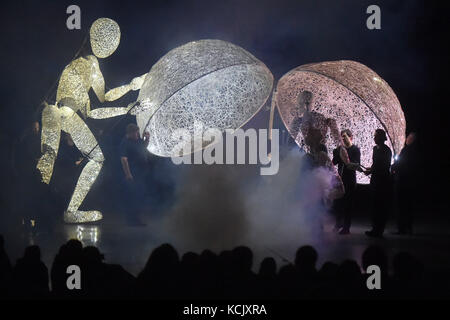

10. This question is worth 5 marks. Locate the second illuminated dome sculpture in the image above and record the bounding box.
[274,60,406,183]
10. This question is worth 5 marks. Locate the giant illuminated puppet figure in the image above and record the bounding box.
[37,18,145,223]
[38,21,273,223]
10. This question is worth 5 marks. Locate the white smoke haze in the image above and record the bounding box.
[154,145,337,260]
[162,161,250,252]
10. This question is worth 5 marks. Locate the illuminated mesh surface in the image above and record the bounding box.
[89,18,121,58]
[135,39,274,157]
[276,60,406,183]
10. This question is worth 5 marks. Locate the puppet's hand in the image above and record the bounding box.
[130,75,145,91]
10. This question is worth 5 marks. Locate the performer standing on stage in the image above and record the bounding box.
[392,132,419,235]
[120,124,150,226]
[332,129,361,235]
[364,129,393,238]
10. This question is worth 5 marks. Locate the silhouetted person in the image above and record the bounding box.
[0,235,12,298]
[197,249,220,298]
[277,264,297,299]
[120,123,150,226]
[294,245,319,298]
[314,261,339,298]
[392,132,419,235]
[81,246,135,299]
[256,257,277,299]
[362,245,391,298]
[332,129,361,234]
[180,252,200,298]
[217,250,233,298]
[80,246,108,298]
[336,259,364,298]
[0,238,441,299]
[136,243,179,299]
[303,129,345,233]
[12,245,49,298]
[227,246,257,299]
[259,257,277,277]
[364,129,393,238]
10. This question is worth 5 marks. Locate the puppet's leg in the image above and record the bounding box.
[60,106,104,223]
[37,103,61,184]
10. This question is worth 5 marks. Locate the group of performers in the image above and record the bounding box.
[296,94,418,238]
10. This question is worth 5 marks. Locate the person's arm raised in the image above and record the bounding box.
[121,157,133,181]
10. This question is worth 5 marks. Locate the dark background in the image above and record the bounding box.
[0,0,448,223]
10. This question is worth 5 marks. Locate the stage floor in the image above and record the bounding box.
[2,213,450,278]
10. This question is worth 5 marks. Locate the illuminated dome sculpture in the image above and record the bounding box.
[275,60,406,183]
[133,39,274,157]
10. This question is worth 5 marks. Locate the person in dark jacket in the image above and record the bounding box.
[364,129,393,238]
[12,245,49,298]
[119,123,150,225]
[332,129,361,234]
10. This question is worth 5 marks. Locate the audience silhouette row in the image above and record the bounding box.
[0,234,444,299]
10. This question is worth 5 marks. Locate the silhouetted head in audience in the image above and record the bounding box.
[144,243,179,272]
[319,261,339,279]
[181,252,199,265]
[362,245,388,273]
[393,251,423,281]
[218,250,233,275]
[83,246,104,264]
[337,259,361,281]
[23,246,41,262]
[64,239,83,255]
[258,257,277,277]
[218,250,232,264]
[231,246,253,274]
[56,239,83,264]
[295,245,318,273]
[200,250,218,269]
[278,264,296,286]
[200,250,217,261]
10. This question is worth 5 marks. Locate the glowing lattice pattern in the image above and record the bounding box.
[134,39,274,157]
[275,60,406,184]
[89,18,121,58]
